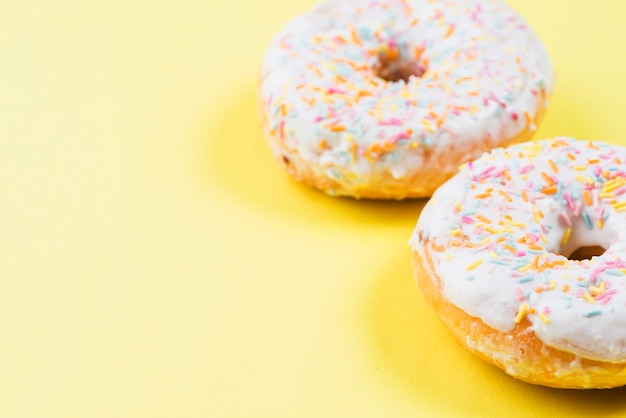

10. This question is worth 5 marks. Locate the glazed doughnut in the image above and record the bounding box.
[410,138,626,388]
[259,0,554,199]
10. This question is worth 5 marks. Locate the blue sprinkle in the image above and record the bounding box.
[584,310,602,318]
[357,27,373,41]
[518,276,534,283]
[583,211,593,229]
[605,269,624,276]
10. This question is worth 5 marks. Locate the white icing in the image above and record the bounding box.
[411,138,626,362]
[259,0,554,197]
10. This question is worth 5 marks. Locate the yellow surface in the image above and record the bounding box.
[3,0,626,416]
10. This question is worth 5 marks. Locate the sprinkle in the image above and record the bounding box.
[548,159,559,173]
[583,293,596,304]
[583,211,593,229]
[498,189,512,202]
[449,228,463,237]
[538,313,550,324]
[541,172,555,186]
[561,228,572,245]
[583,189,592,206]
[514,303,529,324]
[584,310,602,318]
[521,189,529,202]
[466,259,483,271]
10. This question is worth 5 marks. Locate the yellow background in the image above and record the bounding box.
[3,0,626,416]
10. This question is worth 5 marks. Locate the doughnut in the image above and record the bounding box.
[259,0,554,199]
[410,138,626,389]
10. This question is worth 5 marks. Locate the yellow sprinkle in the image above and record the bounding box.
[574,165,587,171]
[445,253,452,261]
[612,201,626,210]
[561,228,572,245]
[410,142,419,149]
[583,293,596,304]
[466,259,483,271]
[484,226,500,234]
[518,264,532,273]
[603,179,626,193]
[598,219,604,229]
[589,285,603,296]
[539,313,550,324]
[490,251,498,259]
[449,228,462,237]
[421,119,435,133]
[549,280,556,290]
[514,303,529,324]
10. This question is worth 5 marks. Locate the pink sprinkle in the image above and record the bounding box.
[278,120,285,139]
[515,251,526,257]
[574,201,582,217]
[461,216,475,224]
[543,306,550,314]
[559,211,572,226]
[600,296,614,305]
[391,132,411,142]
[378,117,403,126]
[594,165,602,177]
[564,192,575,210]
[615,186,626,196]
[327,87,347,94]
[596,289,617,302]
[514,287,524,301]
[520,164,534,174]
[511,112,519,121]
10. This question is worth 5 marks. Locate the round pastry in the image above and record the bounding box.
[410,138,626,388]
[259,0,554,199]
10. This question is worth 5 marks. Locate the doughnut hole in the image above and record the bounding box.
[373,45,426,83]
[567,245,607,261]
[553,213,612,261]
